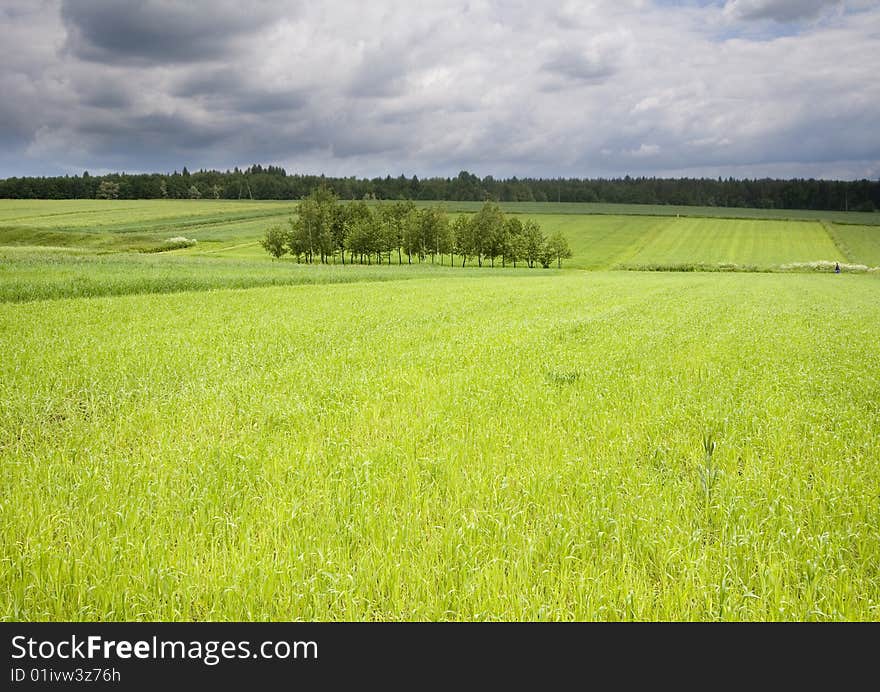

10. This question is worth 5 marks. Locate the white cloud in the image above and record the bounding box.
[627,144,661,158]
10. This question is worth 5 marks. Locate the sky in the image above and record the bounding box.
[1,0,878,180]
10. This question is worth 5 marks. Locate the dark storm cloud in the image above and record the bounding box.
[238,91,309,113]
[57,109,331,174]
[0,80,39,143]
[82,90,131,109]
[173,71,308,114]
[60,0,285,64]
[593,101,880,177]
[0,1,878,179]
[78,81,133,109]
[753,112,880,164]
[330,133,408,158]
[75,112,233,155]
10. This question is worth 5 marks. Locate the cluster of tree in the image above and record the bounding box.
[261,187,573,268]
[1,167,878,213]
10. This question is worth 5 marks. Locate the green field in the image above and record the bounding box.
[0,200,296,255]
[416,201,880,225]
[2,200,879,621]
[3,272,878,620]
[0,247,487,303]
[0,199,296,229]
[1,201,878,305]
[828,224,880,266]
[620,218,846,270]
[519,214,671,269]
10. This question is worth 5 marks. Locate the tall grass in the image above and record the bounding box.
[0,248,525,303]
[2,272,878,620]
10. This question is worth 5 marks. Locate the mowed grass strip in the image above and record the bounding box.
[531,214,672,269]
[828,224,880,266]
[425,201,880,225]
[1,272,878,620]
[623,218,845,269]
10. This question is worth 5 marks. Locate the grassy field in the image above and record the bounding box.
[0,200,295,255]
[427,201,880,224]
[0,247,490,303]
[2,200,879,621]
[828,224,880,266]
[2,201,878,300]
[0,199,296,229]
[5,198,880,224]
[2,271,878,620]
[521,214,671,269]
[620,218,846,270]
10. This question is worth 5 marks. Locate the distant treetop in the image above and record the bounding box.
[0,168,877,212]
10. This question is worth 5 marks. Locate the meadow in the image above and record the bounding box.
[0,247,479,303]
[620,218,845,270]
[1,200,879,621]
[1,200,878,303]
[827,223,880,267]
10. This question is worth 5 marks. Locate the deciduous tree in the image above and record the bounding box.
[95,180,120,200]
[547,231,573,268]
[261,225,287,258]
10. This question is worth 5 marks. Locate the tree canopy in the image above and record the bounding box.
[263,187,571,268]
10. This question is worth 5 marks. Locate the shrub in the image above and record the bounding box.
[142,237,197,253]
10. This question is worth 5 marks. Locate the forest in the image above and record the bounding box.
[1,166,878,212]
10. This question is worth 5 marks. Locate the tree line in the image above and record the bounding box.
[261,187,573,268]
[1,166,878,212]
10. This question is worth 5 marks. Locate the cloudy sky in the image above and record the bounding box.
[1,0,878,180]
